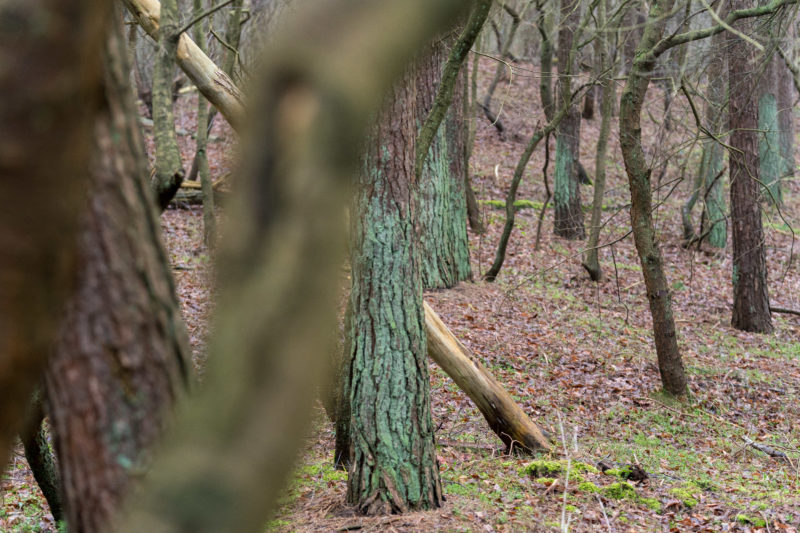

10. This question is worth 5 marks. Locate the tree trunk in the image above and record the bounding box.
[582,0,614,280]
[21,396,62,523]
[618,0,688,397]
[727,0,772,333]
[44,13,191,532]
[0,0,107,472]
[758,52,782,206]
[418,41,472,289]
[553,0,585,240]
[193,0,217,249]
[346,69,442,515]
[537,0,556,122]
[700,31,727,249]
[151,0,185,210]
[776,31,795,185]
[424,303,551,452]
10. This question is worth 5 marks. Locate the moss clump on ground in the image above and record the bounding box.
[603,482,638,500]
[669,485,701,508]
[523,459,598,478]
[577,482,600,493]
[736,514,767,527]
[535,477,556,485]
[639,497,662,512]
[481,199,544,210]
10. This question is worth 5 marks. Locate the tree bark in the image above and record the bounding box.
[194,0,217,248]
[418,40,472,289]
[618,0,688,397]
[424,303,551,452]
[44,12,191,532]
[537,0,556,122]
[727,0,772,333]
[701,32,727,249]
[0,0,107,472]
[758,52,782,206]
[21,396,62,523]
[346,69,442,515]
[151,0,185,210]
[553,0,586,240]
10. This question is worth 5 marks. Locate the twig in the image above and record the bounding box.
[176,0,236,37]
[770,306,800,317]
[743,437,791,464]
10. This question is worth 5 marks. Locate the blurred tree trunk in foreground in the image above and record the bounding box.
[116,2,470,531]
[44,11,191,532]
[0,0,108,474]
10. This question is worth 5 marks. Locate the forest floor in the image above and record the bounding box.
[3,56,800,532]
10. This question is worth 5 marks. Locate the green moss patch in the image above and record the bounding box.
[736,514,767,527]
[603,482,638,500]
[577,482,600,493]
[523,459,598,478]
[669,485,701,508]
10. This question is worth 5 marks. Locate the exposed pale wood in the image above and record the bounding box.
[121,0,245,130]
[424,302,552,453]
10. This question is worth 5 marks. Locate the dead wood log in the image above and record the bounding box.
[424,302,552,453]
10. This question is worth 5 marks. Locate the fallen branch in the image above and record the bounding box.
[770,306,800,317]
[424,302,552,453]
[744,437,791,464]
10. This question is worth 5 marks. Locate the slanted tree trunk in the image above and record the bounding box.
[418,41,472,289]
[553,0,585,239]
[151,0,185,210]
[122,0,246,130]
[424,303,551,452]
[619,0,688,397]
[44,13,191,532]
[346,69,442,515]
[727,0,772,333]
[582,0,614,280]
[0,0,107,472]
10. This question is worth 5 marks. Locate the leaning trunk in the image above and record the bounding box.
[618,0,688,397]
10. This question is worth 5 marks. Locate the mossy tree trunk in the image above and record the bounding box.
[776,32,795,186]
[553,0,585,239]
[727,0,773,333]
[44,13,191,532]
[700,32,727,249]
[758,53,782,206]
[0,0,108,472]
[151,0,185,210]
[618,0,688,397]
[346,70,442,515]
[418,40,472,289]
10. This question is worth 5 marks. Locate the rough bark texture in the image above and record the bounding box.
[418,41,472,289]
[0,0,107,472]
[553,0,585,240]
[151,0,185,210]
[727,0,773,333]
[44,14,191,532]
[424,303,551,452]
[21,397,62,523]
[346,70,442,515]
[618,0,688,396]
[117,3,469,531]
